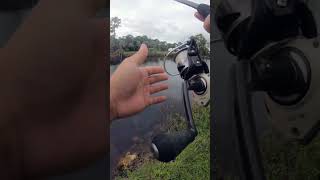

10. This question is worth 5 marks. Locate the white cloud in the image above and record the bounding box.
[110,0,210,43]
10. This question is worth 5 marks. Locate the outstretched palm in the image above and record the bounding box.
[110,44,169,119]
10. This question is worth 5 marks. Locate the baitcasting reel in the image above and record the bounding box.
[214,0,319,179]
[151,38,210,162]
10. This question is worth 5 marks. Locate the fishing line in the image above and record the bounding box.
[163,43,189,76]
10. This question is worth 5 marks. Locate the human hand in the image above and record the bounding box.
[195,12,210,33]
[110,44,169,120]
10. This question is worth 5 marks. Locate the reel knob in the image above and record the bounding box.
[151,130,196,162]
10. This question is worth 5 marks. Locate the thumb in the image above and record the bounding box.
[129,44,149,65]
[194,12,205,22]
[204,15,210,33]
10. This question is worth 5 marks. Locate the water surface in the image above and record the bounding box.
[110,57,210,172]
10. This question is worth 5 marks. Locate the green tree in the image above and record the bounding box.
[111,34,185,56]
[190,34,209,56]
[110,17,121,38]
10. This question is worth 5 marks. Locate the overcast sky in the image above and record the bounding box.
[110,0,210,43]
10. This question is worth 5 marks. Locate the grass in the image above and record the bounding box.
[214,129,320,180]
[214,127,320,180]
[115,105,210,180]
[260,131,320,180]
[114,103,320,180]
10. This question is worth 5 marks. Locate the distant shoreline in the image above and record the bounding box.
[123,51,167,57]
[110,50,169,65]
[110,50,210,65]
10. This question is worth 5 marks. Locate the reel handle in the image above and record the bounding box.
[197,4,210,18]
[151,129,196,162]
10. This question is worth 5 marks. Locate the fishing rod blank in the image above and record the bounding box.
[174,0,210,18]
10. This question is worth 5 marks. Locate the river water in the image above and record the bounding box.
[110,57,210,173]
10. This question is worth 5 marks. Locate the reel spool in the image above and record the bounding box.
[256,37,320,144]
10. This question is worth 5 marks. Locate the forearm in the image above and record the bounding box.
[0,51,107,178]
[21,77,107,178]
[0,0,108,178]
[1,0,105,116]
[0,120,23,180]
[0,51,23,180]
[22,116,107,178]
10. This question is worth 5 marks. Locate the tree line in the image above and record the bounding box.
[111,17,209,57]
[111,35,179,52]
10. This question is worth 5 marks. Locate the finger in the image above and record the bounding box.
[148,74,169,84]
[148,96,167,105]
[204,15,210,33]
[128,44,149,65]
[195,12,205,22]
[149,84,169,94]
[143,66,165,75]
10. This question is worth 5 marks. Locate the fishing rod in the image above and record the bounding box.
[174,0,210,18]
[149,0,211,163]
[214,0,319,179]
[151,38,210,162]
